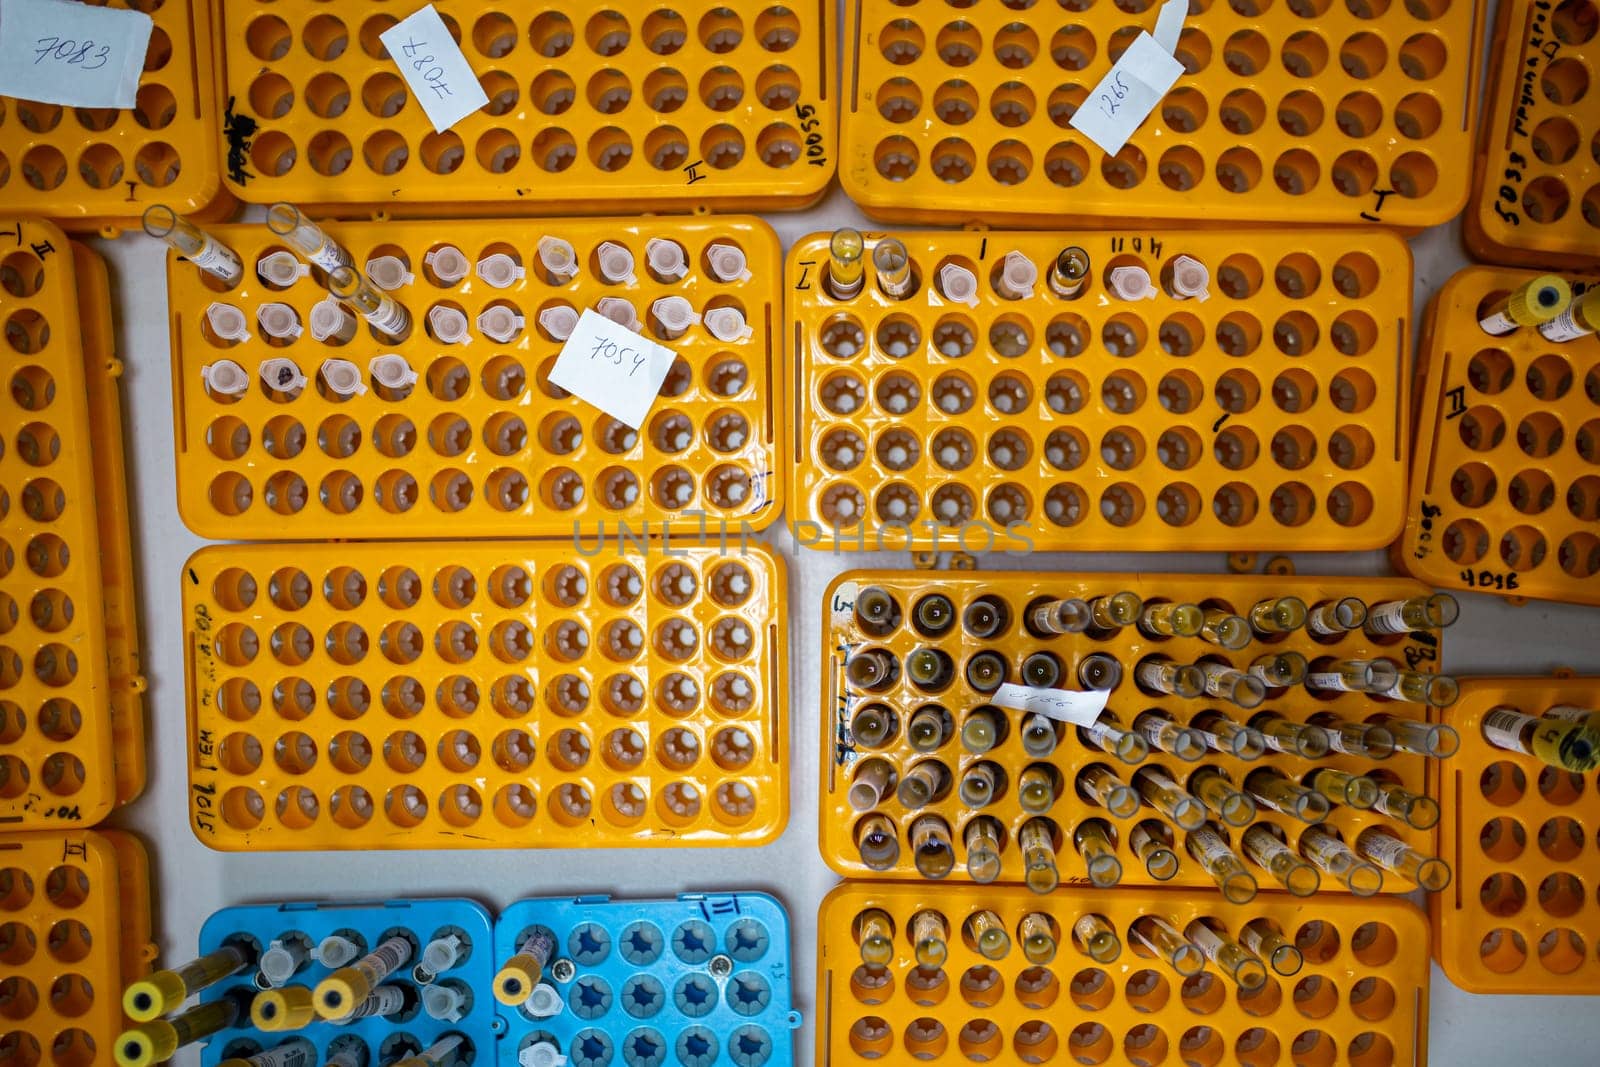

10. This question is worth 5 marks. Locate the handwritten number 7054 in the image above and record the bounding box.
[33,37,110,70]
[1098,71,1129,117]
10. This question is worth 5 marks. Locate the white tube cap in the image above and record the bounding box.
[314,934,360,968]
[428,305,472,345]
[523,983,564,1019]
[518,1043,566,1067]
[651,296,700,334]
[645,238,688,280]
[308,299,356,342]
[369,354,418,391]
[938,264,980,307]
[420,983,466,1022]
[478,253,526,289]
[478,306,526,343]
[1000,251,1038,299]
[257,302,303,340]
[424,245,470,284]
[538,305,579,341]
[596,241,636,284]
[257,251,309,288]
[258,357,306,394]
[365,255,414,290]
[1169,255,1211,301]
[595,297,640,332]
[205,302,251,341]
[1109,265,1158,300]
[705,242,751,283]
[538,236,580,281]
[258,940,304,987]
[319,358,367,398]
[200,359,250,398]
[703,306,753,342]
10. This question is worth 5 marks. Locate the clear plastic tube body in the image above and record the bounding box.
[124,943,253,1020]
[266,203,355,273]
[1088,591,1142,632]
[1020,651,1062,689]
[1132,767,1206,830]
[964,910,1012,960]
[328,265,412,338]
[847,757,896,811]
[1048,246,1090,298]
[1028,597,1091,635]
[1250,712,1331,759]
[827,230,865,296]
[910,909,948,967]
[1369,777,1440,829]
[872,238,916,298]
[906,648,954,691]
[1189,766,1257,826]
[1078,715,1149,764]
[913,594,956,636]
[854,908,895,964]
[1308,713,1395,759]
[844,648,897,691]
[1370,714,1460,758]
[1129,819,1180,881]
[1364,593,1460,635]
[907,706,950,752]
[1073,819,1123,887]
[964,816,1004,883]
[1355,827,1452,891]
[1138,601,1203,638]
[1018,764,1059,814]
[1378,670,1460,707]
[1248,651,1307,689]
[1019,913,1057,964]
[1239,919,1303,976]
[115,991,249,1067]
[1185,920,1268,989]
[855,813,900,870]
[1245,767,1330,823]
[1190,711,1267,760]
[1078,764,1140,818]
[1198,663,1266,708]
[1241,824,1320,896]
[962,596,1009,637]
[1199,610,1251,650]
[1130,917,1203,977]
[1306,767,1379,809]
[1185,824,1258,903]
[1135,656,1206,698]
[853,587,900,635]
[1248,596,1307,635]
[1018,819,1060,893]
[1482,706,1600,771]
[910,814,955,879]
[1299,825,1383,895]
[1133,710,1207,761]
[961,708,1004,754]
[1077,653,1122,691]
[964,652,1006,693]
[1306,597,1367,637]
[1305,657,1398,694]
[1072,914,1121,963]
[142,205,243,284]
[850,704,896,749]
[1020,713,1060,757]
[896,759,951,809]
[957,761,1002,808]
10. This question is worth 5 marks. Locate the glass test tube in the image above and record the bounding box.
[1245,767,1330,823]
[1079,713,1150,764]
[1250,712,1331,759]
[1018,764,1059,815]
[1482,705,1600,771]
[1018,819,1060,893]
[961,708,1005,754]
[328,265,412,339]
[1306,596,1367,637]
[219,1036,317,1067]
[1356,827,1451,891]
[266,203,354,273]
[1134,711,1208,762]
[957,761,1002,808]
[1186,824,1258,903]
[850,703,896,749]
[1240,919,1303,977]
[855,813,901,870]
[910,814,955,879]
[1370,714,1460,757]
[1249,651,1308,688]
[1189,767,1257,826]
[1135,656,1206,698]
[963,910,1011,960]
[1078,653,1122,691]
[1130,819,1180,881]
[1087,591,1143,633]
[124,942,255,1021]
[1541,285,1600,341]
[913,594,956,636]
[848,757,896,811]
[827,228,865,298]
[1190,710,1267,760]
[1019,913,1057,964]
[854,587,900,635]
[1073,819,1124,887]
[1248,596,1307,635]
[1241,824,1320,897]
[1078,764,1141,818]
[1130,917,1204,977]
[1021,651,1062,688]
[964,652,1007,693]
[965,816,1004,883]
[907,705,950,752]
[1377,670,1460,707]
[493,929,555,1005]
[1133,766,1206,830]
[316,936,412,1020]
[1027,596,1091,635]
[854,908,894,965]
[1138,601,1204,639]
[1020,713,1060,757]
[1306,767,1379,809]
[1308,712,1395,759]
[844,648,897,691]
[872,238,916,299]
[1478,274,1571,335]
[1199,609,1252,650]
[143,205,242,284]
[115,990,251,1067]
[896,759,950,809]
[1185,920,1268,990]
[1364,593,1459,635]
[1299,825,1383,895]
[1072,914,1121,963]
[1369,776,1440,829]
[907,648,955,691]
[910,909,948,967]
[963,596,1010,638]
[1048,246,1090,298]
[1199,663,1266,709]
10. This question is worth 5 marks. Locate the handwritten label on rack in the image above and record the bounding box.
[1069,31,1184,155]
[992,683,1110,725]
[0,0,152,108]
[548,308,677,430]
[379,4,488,133]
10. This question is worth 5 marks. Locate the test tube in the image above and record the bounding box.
[424,245,471,286]
[849,703,897,750]
[1133,710,1208,762]
[389,1035,463,1067]
[1018,818,1060,893]
[1482,705,1600,771]
[115,989,252,1067]
[522,984,563,1020]
[849,587,898,635]
[538,304,579,341]
[1199,609,1252,650]
[964,910,1012,960]
[1019,913,1057,964]
[1020,713,1060,757]
[1130,819,1180,881]
[315,935,412,1020]
[645,237,689,282]
[1078,713,1150,765]
[1364,593,1459,636]
[478,306,525,343]
[908,648,956,691]
[250,985,315,1031]
[1241,824,1320,897]
[1133,766,1206,831]
[1308,712,1396,759]
[1048,246,1090,298]
[258,936,311,988]
[963,594,1010,637]
[1239,918,1303,977]
[1072,914,1121,963]
[913,593,956,637]
[847,757,896,812]
[907,705,951,753]
[257,302,303,342]
[1185,920,1266,990]
[595,241,636,284]
[910,909,948,967]
[965,652,1007,694]
[1249,651,1308,689]
[314,934,361,969]
[367,354,417,401]
[705,241,751,282]
[477,252,525,289]
[960,708,1005,754]
[1376,669,1460,707]
[1077,764,1141,818]
[335,982,413,1022]
[1163,254,1211,301]
[329,265,412,340]
[1367,714,1460,758]
[910,814,955,879]
[267,203,354,273]
[1304,657,1399,695]
[1130,917,1203,977]
[1018,650,1062,689]
[1540,285,1600,341]
[143,205,243,284]
[1189,767,1257,827]
[650,296,700,340]
[1248,595,1307,635]
[1087,590,1143,634]
[827,228,866,298]
[1198,663,1266,709]
[1478,273,1572,335]
[855,813,901,870]
[854,908,895,965]
[958,761,1004,809]
[995,250,1037,300]
[520,1042,564,1067]
[1190,710,1267,760]
[319,358,366,400]
[1356,827,1451,891]
[964,815,1004,883]
[1108,264,1157,300]
[1306,597,1368,638]
[1074,819,1124,887]
[308,299,358,344]
[494,929,555,1005]
[1135,656,1205,698]
[1249,712,1331,759]
[1299,825,1383,895]
[1018,764,1060,815]
[1027,596,1092,636]
[1244,767,1330,824]
[895,759,950,809]
[427,304,472,345]
[1186,824,1258,904]
[201,359,251,401]
[1306,767,1379,809]
[937,262,979,307]
[872,237,916,299]
[365,255,413,290]
[536,236,580,284]
[124,942,256,1020]
[205,302,251,344]
[844,648,897,691]
[703,306,751,341]
[1137,601,1204,639]
[1078,652,1122,691]
[259,250,310,289]
[1368,775,1440,829]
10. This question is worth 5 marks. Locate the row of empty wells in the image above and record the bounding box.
[0,860,102,1050]
[869,133,1448,197]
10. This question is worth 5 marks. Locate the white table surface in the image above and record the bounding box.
[88,83,1600,1067]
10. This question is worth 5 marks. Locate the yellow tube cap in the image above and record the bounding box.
[313,970,363,1020]
[122,971,187,1023]
[1508,274,1573,325]
[492,960,539,1006]
[114,1023,175,1067]
[252,984,317,1031]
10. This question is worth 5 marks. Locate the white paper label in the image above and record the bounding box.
[1478,310,1518,335]
[1069,32,1184,155]
[1152,0,1187,53]
[548,308,676,430]
[380,4,489,133]
[1363,602,1413,635]
[992,683,1109,725]
[0,0,152,108]
[1307,671,1355,692]
[829,581,859,626]
[1539,307,1591,342]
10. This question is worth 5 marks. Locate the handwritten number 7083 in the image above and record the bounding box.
[33,37,110,70]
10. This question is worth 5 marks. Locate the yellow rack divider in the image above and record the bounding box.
[1430,676,1600,994]
[1,220,134,828]
[1398,266,1600,605]
[0,0,228,233]
[819,571,1445,890]
[0,830,155,1066]
[183,542,788,850]
[817,882,1429,1067]
[167,216,783,541]
[840,0,1484,227]
[786,229,1411,552]
[215,1,834,215]
[1465,0,1600,269]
